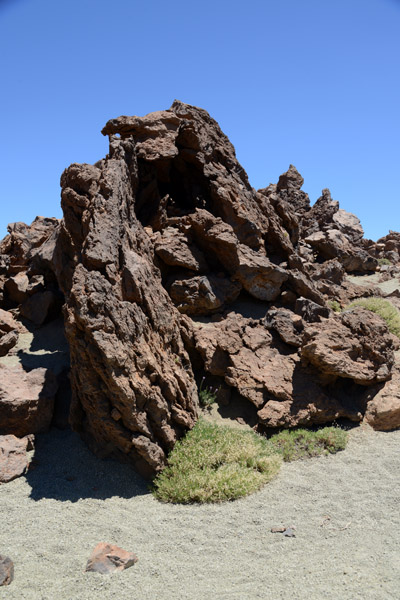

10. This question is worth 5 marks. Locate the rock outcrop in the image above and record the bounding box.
[0,100,399,480]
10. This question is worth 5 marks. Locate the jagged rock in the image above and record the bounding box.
[295,297,331,323]
[0,308,19,332]
[301,308,395,385]
[363,366,400,431]
[85,543,138,574]
[0,365,58,437]
[192,313,362,427]
[264,308,303,346]
[0,217,59,274]
[154,226,208,272]
[0,555,14,585]
[0,330,18,357]
[169,274,241,315]
[20,290,60,325]
[4,272,29,304]
[332,208,364,244]
[2,100,399,472]
[0,434,31,483]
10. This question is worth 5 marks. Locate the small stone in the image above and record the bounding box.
[85,543,138,574]
[283,527,296,537]
[0,555,14,585]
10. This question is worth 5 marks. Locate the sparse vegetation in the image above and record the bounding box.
[328,299,341,312]
[152,420,348,504]
[152,419,282,503]
[268,426,348,462]
[198,378,219,407]
[347,297,400,338]
[377,258,392,266]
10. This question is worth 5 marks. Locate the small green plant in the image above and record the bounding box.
[198,377,219,407]
[268,426,348,462]
[152,419,282,503]
[377,258,392,266]
[347,297,400,338]
[328,299,341,312]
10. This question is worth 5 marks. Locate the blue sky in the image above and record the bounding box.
[0,0,399,241]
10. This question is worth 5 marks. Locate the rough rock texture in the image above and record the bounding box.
[85,543,138,574]
[0,555,14,586]
[363,366,400,431]
[0,435,31,484]
[0,365,58,437]
[301,308,395,385]
[1,100,399,478]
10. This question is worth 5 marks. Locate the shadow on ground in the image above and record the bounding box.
[26,427,149,502]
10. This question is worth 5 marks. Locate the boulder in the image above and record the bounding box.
[264,308,303,346]
[0,435,31,483]
[0,365,58,437]
[363,366,400,431]
[2,100,398,474]
[169,274,241,315]
[0,330,18,357]
[20,290,60,325]
[85,543,138,574]
[301,308,395,385]
[0,308,19,333]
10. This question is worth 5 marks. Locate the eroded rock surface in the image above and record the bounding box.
[1,100,399,479]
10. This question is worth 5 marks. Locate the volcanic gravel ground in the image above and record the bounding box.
[0,425,399,600]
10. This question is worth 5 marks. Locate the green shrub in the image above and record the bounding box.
[198,378,218,407]
[152,419,282,503]
[268,426,348,462]
[328,299,341,312]
[377,258,392,266]
[347,297,400,338]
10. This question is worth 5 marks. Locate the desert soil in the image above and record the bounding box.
[0,424,399,600]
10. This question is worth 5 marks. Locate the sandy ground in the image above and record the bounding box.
[1,424,399,600]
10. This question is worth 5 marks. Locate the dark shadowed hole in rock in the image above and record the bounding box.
[135,152,212,227]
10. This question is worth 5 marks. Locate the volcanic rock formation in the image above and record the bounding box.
[0,100,399,479]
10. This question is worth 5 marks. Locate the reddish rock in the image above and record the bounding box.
[4,272,29,304]
[2,100,398,473]
[301,308,395,385]
[0,330,18,357]
[0,555,14,585]
[0,435,30,483]
[0,308,19,333]
[85,543,138,574]
[20,290,59,325]
[0,365,58,437]
[169,274,241,315]
[363,366,400,431]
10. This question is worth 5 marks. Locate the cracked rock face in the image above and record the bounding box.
[1,101,399,481]
[52,101,400,475]
[6,99,390,477]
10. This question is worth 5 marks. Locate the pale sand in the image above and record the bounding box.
[0,424,399,600]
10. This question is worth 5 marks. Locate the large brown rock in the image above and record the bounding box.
[191,313,363,428]
[301,308,395,385]
[0,365,58,437]
[0,435,31,483]
[362,366,400,431]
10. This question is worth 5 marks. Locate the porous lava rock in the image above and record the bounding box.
[52,100,400,474]
[0,365,58,437]
[85,543,138,574]
[301,308,395,385]
[1,100,399,479]
[0,434,31,484]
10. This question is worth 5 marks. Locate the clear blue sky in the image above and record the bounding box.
[0,0,399,241]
